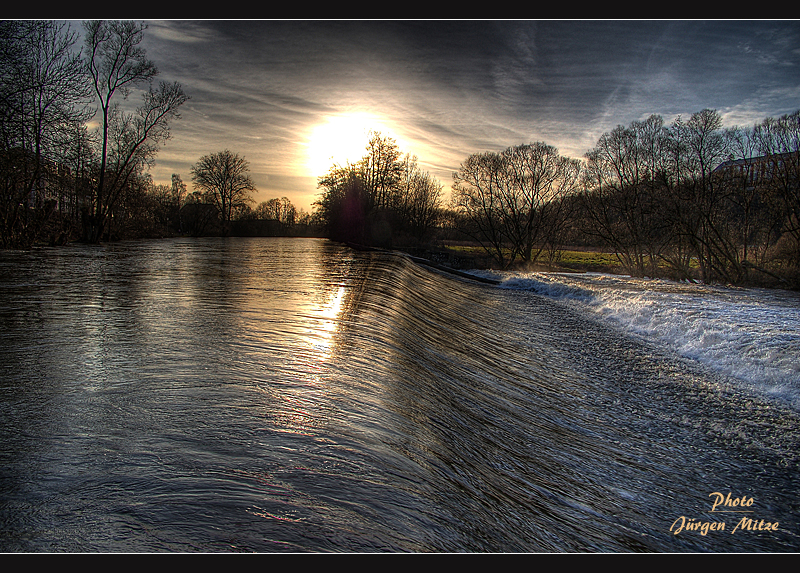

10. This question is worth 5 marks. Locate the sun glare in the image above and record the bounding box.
[306,113,390,177]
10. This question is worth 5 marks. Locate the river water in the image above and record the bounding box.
[0,237,797,552]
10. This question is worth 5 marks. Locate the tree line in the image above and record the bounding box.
[314,109,800,288]
[5,21,799,287]
[0,20,316,248]
[574,109,800,286]
[0,20,190,247]
[445,109,800,287]
[184,149,317,238]
[314,131,443,247]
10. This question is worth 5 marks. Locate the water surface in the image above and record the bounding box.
[0,237,797,552]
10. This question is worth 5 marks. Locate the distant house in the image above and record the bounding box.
[713,152,799,189]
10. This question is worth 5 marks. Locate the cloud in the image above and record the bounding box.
[138,20,800,211]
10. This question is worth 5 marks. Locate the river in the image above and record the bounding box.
[0,237,797,552]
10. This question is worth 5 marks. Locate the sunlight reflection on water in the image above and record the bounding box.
[0,238,798,552]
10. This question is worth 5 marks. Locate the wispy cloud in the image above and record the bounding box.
[129,20,800,211]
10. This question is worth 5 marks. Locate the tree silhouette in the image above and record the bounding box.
[83,20,188,243]
[0,21,93,247]
[190,149,256,235]
[315,131,443,246]
[452,142,580,268]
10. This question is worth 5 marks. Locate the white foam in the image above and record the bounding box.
[478,270,800,410]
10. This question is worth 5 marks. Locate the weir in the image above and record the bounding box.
[0,237,797,552]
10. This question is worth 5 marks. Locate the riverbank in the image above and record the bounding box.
[413,241,799,290]
[399,242,625,275]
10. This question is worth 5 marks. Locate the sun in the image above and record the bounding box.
[306,112,388,177]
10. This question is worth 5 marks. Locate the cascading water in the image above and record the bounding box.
[0,238,797,552]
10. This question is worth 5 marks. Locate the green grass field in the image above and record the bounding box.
[440,243,624,273]
[554,249,623,272]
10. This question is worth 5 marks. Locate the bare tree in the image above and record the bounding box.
[256,197,297,225]
[669,109,735,282]
[360,131,402,211]
[452,143,580,268]
[720,125,784,275]
[582,115,672,277]
[753,110,800,270]
[500,142,581,263]
[169,173,187,233]
[396,154,443,240]
[0,20,92,247]
[83,20,188,243]
[190,149,256,235]
[452,151,511,267]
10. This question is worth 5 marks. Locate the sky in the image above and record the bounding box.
[95,20,800,213]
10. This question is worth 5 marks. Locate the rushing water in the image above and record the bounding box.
[0,237,798,553]
[469,269,800,412]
